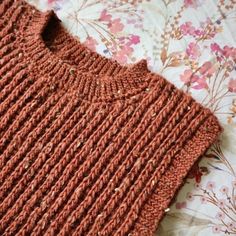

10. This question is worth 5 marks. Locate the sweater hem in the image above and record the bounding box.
[130,114,222,236]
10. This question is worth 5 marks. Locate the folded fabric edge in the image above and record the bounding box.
[130,113,222,236]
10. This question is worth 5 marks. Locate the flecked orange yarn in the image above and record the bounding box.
[0,0,222,235]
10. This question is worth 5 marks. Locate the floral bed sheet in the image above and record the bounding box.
[27,0,236,235]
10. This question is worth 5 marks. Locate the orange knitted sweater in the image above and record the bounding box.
[0,0,222,235]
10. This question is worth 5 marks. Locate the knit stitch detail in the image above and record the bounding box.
[0,0,222,235]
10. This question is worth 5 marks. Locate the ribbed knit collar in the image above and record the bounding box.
[18,6,155,102]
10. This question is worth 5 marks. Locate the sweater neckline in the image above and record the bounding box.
[23,9,153,102]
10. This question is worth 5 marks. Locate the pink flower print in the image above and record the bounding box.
[186,42,201,59]
[180,69,208,89]
[175,201,187,209]
[194,29,204,37]
[180,69,198,84]
[113,45,133,64]
[180,69,193,83]
[199,61,215,77]
[218,199,226,209]
[222,46,234,58]
[228,79,236,93]
[186,192,194,201]
[99,9,112,21]
[83,37,98,51]
[48,0,56,3]
[200,196,207,204]
[184,0,201,8]
[212,225,221,234]
[216,56,223,62]
[118,36,126,43]
[113,51,127,64]
[180,22,195,36]
[130,35,140,45]
[216,211,225,220]
[108,19,124,34]
[220,186,229,195]
[206,181,216,190]
[192,76,208,90]
[223,61,234,71]
[211,43,222,53]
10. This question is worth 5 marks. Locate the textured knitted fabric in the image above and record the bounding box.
[0,0,222,235]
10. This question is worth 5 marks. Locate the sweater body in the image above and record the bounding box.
[0,1,221,235]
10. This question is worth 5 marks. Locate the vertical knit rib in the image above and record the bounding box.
[0,1,222,236]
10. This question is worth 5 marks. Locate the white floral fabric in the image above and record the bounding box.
[27,0,236,235]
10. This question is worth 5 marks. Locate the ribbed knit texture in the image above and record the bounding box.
[0,0,222,235]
